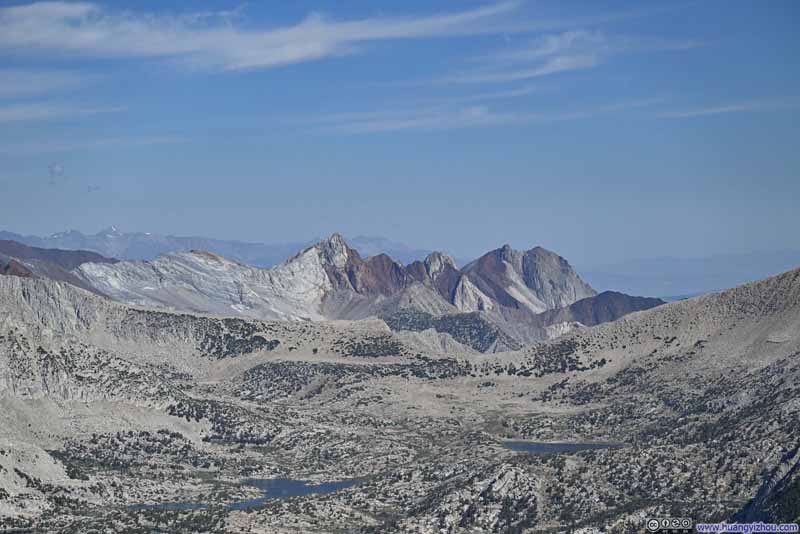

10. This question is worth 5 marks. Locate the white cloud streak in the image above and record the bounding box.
[442,30,700,85]
[424,84,546,105]
[485,31,700,65]
[655,99,800,119]
[307,99,660,133]
[446,55,601,84]
[0,1,524,71]
[0,102,123,123]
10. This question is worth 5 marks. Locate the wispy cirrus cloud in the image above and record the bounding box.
[655,98,800,119]
[0,1,526,71]
[441,30,700,85]
[484,30,700,65]
[423,84,546,105]
[445,54,601,84]
[306,99,660,134]
[0,102,122,123]
[0,69,91,97]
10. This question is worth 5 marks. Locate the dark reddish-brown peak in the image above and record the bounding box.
[309,234,410,295]
[1,258,34,278]
[0,240,117,270]
[346,253,412,296]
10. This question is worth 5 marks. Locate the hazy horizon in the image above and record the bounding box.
[3,224,800,275]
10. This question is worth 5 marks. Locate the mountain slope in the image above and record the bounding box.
[387,266,800,532]
[734,444,800,523]
[461,245,596,314]
[74,247,333,321]
[535,290,666,327]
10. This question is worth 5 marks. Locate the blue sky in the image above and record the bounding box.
[0,0,798,266]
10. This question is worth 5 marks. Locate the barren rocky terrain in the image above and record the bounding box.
[0,267,798,532]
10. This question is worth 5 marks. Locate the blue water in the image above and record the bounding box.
[228,478,359,510]
[503,441,622,454]
[130,478,360,511]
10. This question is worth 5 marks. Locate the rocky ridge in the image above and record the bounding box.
[70,234,662,351]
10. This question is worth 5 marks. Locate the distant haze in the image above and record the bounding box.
[580,250,800,298]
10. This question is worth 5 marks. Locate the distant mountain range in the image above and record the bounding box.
[8,228,796,300]
[69,234,604,329]
[0,228,437,268]
[0,233,663,352]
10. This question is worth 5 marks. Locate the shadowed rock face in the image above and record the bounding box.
[0,241,116,295]
[348,254,411,296]
[0,258,33,278]
[0,240,117,271]
[319,237,458,299]
[537,291,666,327]
[407,252,462,302]
[734,444,800,523]
[316,236,412,296]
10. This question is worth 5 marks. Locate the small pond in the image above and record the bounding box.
[130,478,360,512]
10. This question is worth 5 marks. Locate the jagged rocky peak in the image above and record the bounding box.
[315,232,355,269]
[423,251,457,278]
[311,233,413,296]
